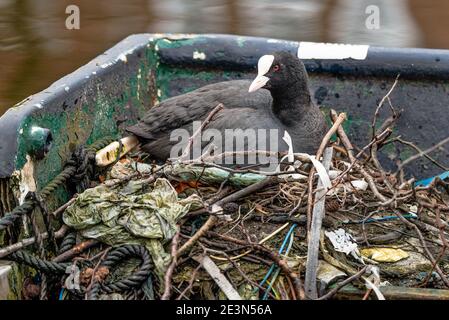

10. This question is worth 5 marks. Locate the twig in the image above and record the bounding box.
[175,175,274,257]
[176,263,202,300]
[0,225,68,258]
[52,196,77,217]
[386,137,449,171]
[307,112,346,231]
[52,240,99,263]
[395,135,449,174]
[222,253,276,299]
[85,248,111,299]
[179,103,224,161]
[250,243,304,300]
[317,266,368,300]
[371,75,399,140]
[161,229,181,300]
[331,110,389,203]
[395,210,449,288]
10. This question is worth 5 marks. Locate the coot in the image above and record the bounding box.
[126,51,327,163]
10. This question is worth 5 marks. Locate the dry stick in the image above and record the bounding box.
[52,196,77,217]
[176,263,202,300]
[307,112,346,231]
[395,211,449,288]
[179,103,224,161]
[223,253,276,299]
[317,266,368,300]
[84,248,111,299]
[331,128,391,189]
[0,225,69,258]
[332,98,449,286]
[387,137,449,171]
[176,176,277,257]
[371,143,394,193]
[331,110,388,204]
[52,239,99,263]
[161,229,181,300]
[250,243,304,300]
[421,204,448,286]
[395,135,449,174]
[304,147,333,299]
[205,231,304,300]
[176,216,217,259]
[371,75,399,140]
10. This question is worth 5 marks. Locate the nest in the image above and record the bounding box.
[4,79,449,300]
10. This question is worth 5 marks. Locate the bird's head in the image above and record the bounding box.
[248,51,308,93]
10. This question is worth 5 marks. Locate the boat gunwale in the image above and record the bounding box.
[1,33,449,178]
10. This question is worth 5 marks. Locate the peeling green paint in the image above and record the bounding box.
[6,262,24,300]
[2,33,449,301]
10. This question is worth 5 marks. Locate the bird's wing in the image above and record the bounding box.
[126,80,272,141]
[139,107,284,161]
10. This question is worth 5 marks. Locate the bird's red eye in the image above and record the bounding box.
[273,64,280,72]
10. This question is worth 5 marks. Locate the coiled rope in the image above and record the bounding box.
[7,250,70,274]
[0,137,115,231]
[87,245,154,300]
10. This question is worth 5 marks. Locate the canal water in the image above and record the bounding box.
[1,0,448,115]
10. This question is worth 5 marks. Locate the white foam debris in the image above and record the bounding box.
[64,86,70,92]
[193,51,206,60]
[34,103,43,109]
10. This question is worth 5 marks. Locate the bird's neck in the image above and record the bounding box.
[271,81,312,126]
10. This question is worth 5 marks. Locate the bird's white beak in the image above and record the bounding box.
[248,75,269,93]
[248,54,274,93]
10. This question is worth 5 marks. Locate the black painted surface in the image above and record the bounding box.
[1,34,449,179]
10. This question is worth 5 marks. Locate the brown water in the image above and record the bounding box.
[1,0,448,116]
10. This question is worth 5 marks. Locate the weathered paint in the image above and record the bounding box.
[152,35,449,178]
[0,33,449,299]
[0,33,448,214]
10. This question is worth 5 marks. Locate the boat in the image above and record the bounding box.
[0,33,448,298]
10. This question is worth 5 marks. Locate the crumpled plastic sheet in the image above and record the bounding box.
[324,228,363,262]
[63,178,203,279]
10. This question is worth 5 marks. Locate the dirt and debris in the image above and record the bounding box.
[3,80,449,300]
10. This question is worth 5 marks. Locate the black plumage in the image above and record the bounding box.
[126,51,328,162]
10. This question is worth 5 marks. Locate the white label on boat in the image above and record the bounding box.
[298,42,369,60]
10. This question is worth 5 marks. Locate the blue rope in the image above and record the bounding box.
[262,228,295,300]
[59,288,65,300]
[343,212,417,224]
[257,223,297,298]
[415,170,449,187]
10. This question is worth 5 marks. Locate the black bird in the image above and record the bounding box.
[126,51,328,164]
